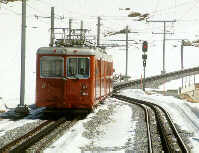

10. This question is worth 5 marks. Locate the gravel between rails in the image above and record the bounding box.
[27,120,75,153]
[0,120,44,149]
[148,107,163,152]
[81,99,150,152]
[127,103,149,152]
[0,98,194,153]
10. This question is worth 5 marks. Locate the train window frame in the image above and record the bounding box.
[40,56,64,78]
[66,57,90,79]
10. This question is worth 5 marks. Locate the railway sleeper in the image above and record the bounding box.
[158,116,183,152]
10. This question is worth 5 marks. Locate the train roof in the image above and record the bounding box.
[37,47,112,61]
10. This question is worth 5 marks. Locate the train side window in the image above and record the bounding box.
[67,57,90,79]
[40,56,64,78]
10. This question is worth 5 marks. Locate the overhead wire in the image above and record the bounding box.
[0,1,52,26]
[149,0,194,16]
[1,3,20,16]
[173,0,199,34]
[153,0,159,13]
[2,0,199,43]
[177,0,199,21]
[35,0,54,7]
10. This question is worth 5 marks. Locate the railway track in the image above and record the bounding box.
[0,117,78,153]
[112,94,190,153]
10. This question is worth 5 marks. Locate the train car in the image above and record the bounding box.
[35,46,113,113]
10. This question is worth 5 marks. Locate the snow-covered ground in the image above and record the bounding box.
[42,88,199,153]
[122,89,199,152]
[44,99,135,153]
[1,88,199,152]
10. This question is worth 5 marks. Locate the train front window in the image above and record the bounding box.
[67,57,90,79]
[40,56,64,78]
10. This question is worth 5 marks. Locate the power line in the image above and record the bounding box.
[35,0,54,7]
[150,0,195,16]
[1,4,20,16]
[177,0,199,21]
[154,0,160,13]
[147,19,176,74]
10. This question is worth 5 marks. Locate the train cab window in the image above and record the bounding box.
[40,56,64,77]
[67,57,90,79]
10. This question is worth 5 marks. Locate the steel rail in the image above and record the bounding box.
[145,107,153,153]
[34,118,79,153]
[113,95,153,153]
[156,104,189,153]
[9,117,67,153]
[0,120,52,153]
[112,94,190,153]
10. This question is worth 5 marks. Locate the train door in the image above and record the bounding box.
[66,57,91,108]
[37,56,65,107]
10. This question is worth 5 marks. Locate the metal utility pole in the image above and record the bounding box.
[69,18,72,41]
[20,0,26,106]
[49,7,54,47]
[80,20,83,29]
[16,0,29,114]
[181,40,184,87]
[108,32,140,81]
[80,20,83,40]
[166,39,186,87]
[163,22,166,74]
[97,16,101,46]
[125,26,128,79]
[147,20,176,74]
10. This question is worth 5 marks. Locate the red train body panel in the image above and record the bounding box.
[35,47,113,111]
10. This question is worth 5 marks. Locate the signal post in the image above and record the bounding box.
[142,41,148,91]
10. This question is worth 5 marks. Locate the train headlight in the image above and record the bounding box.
[82,84,87,89]
[81,92,88,96]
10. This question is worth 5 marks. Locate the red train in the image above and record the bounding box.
[35,45,113,113]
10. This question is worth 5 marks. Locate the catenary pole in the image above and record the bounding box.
[80,20,83,40]
[49,7,54,47]
[125,26,128,79]
[69,18,72,41]
[147,20,176,74]
[20,0,26,106]
[97,17,101,46]
[163,22,166,74]
[165,38,186,88]
[107,31,139,81]
[181,40,184,87]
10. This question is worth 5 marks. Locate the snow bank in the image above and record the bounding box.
[0,98,7,112]
[45,98,135,153]
[121,88,199,152]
